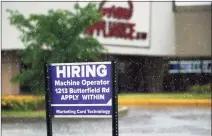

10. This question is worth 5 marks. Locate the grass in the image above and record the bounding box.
[118,93,211,99]
[2,110,46,118]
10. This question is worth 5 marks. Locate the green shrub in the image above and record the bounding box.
[187,84,211,94]
[2,95,45,111]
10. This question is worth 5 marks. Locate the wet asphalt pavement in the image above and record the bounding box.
[2,107,211,136]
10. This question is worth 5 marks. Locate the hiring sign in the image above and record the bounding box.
[49,62,112,118]
[44,61,118,136]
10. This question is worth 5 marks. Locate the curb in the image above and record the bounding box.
[118,106,129,117]
[118,98,211,107]
[2,106,129,123]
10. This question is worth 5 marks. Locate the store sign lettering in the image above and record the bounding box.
[168,60,212,74]
[84,1,147,41]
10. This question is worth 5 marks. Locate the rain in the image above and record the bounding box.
[1,1,211,136]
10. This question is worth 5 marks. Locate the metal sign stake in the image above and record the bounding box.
[44,63,53,136]
[112,61,119,136]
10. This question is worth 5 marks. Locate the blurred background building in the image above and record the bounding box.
[1,1,211,95]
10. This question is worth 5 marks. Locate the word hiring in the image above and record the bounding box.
[56,64,107,78]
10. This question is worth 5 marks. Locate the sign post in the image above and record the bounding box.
[44,61,118,136]
[44,63,53,136]
[112,61,119,136]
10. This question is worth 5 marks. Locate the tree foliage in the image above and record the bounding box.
[7,3,103,93]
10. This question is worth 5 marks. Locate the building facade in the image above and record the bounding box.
[1,1,211,95]
[164,4,211,92]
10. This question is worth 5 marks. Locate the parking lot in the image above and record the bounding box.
[2,107,211,136]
